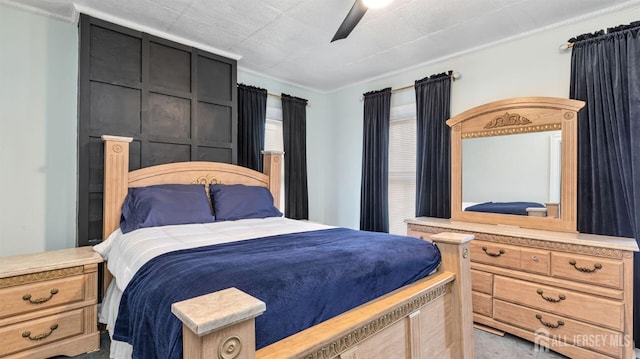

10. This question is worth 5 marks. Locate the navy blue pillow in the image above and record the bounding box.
[210,184,282,221]
[120,184,214,234]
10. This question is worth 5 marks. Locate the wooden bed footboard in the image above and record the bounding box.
[172,232,474,359]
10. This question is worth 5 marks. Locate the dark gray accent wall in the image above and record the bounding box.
[78,15,237,247]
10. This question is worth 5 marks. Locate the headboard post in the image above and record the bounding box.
[262,151,284,209]
[101,135,133,239]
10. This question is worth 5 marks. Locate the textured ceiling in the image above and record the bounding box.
[5,0,640,91]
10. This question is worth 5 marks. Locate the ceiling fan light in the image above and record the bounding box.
[363,0,393,9]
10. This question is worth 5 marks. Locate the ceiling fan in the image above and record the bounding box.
[331,0,393,42]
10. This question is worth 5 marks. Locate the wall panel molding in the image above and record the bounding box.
[78,14,237,247]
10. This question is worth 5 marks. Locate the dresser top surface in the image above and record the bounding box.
[407,217,639,252]
[0,247,103,278]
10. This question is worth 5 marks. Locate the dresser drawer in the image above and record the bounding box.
[551,252,623,289]
[471,269,493,294]
[407,228,433,241]
[493,276,624,331]
[520,248,550,275]
[472,291,492,317]
[0,275,86,320]
[494,300,622,358]
[470,241,520,269]
[0,308,84,357]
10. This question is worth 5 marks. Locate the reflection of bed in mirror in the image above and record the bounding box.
[463,201,546,216]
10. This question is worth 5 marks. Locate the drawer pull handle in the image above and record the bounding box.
[22,324,58,341]
[531,255,539,262]
[536,289,566,303]
[535,314,565,329]
[22,288,59,304]
[481,246,505,257]
[569,260,602,273]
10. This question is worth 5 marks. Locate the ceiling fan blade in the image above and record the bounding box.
[331,0,368,42]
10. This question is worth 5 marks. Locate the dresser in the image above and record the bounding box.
[0,247,103,358]
[406,217,638,359]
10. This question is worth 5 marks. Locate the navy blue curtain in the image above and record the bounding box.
[569,22,640,347]
[237,84,267,172]
[281,93,309,220]
[415,72,452,218]
[360,88,392,232]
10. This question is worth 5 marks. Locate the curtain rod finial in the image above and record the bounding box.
[451,72,462,81]
[559,42,573,51]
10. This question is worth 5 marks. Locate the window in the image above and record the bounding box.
[264,119,283,154]
[264,99,285,210]
[388,105,417,235]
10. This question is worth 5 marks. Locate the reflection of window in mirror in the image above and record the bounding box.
[461,131,561,212]
[548,132,562,217]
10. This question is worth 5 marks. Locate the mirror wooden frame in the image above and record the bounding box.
[446,97,585,233]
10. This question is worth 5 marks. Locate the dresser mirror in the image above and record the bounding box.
[462,130,562,209]
[447,97,585,232]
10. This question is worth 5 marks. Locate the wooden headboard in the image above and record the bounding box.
[101,135,283,240]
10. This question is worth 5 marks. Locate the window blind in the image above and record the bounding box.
[388,117,417,235]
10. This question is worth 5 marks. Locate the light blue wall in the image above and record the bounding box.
[237,71,330,224]
[323,4,640,229]
[0,4,78,256]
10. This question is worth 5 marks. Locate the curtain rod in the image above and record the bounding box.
[267,91,311,107]
[359,71,462,101]
[236,85,310,106]
[561,20,640,51]
[393,71,462,94]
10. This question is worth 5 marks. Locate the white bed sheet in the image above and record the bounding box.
[94,217,333,358]
[95,217,333,292]
[462,201,481,210]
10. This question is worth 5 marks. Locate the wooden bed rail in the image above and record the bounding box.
[172,232,475,359]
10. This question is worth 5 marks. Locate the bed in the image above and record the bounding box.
[463,201,546,216]
[97,135,475,359]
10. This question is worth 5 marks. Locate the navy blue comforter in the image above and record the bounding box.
[113,227,441,358]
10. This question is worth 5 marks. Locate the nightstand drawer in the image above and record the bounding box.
[0,308,84,357]
[470,241,520,270]
[551,252,623,289]
[0,275,86,320]
[494,276,624,331]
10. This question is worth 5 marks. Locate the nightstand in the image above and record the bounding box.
[0,247,103,358]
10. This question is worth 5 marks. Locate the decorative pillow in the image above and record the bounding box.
[210,184,282,221]
[120,184,214,234]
